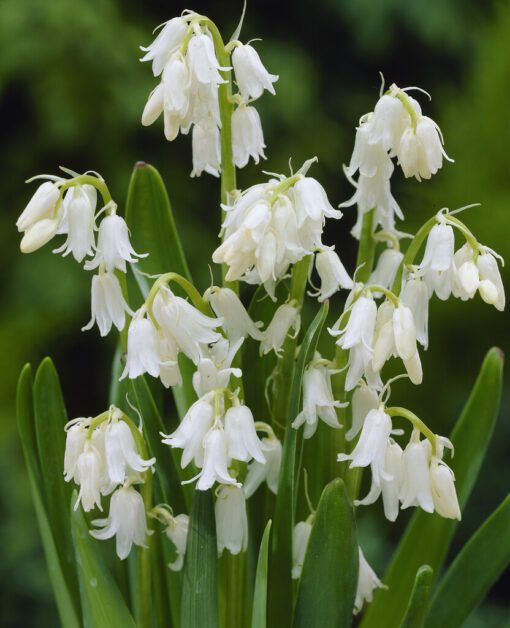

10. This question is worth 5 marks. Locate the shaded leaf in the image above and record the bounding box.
[251,520,272,628]
[399,565,434,628]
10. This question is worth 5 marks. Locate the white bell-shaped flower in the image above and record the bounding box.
[346,384,379,441]
[369,248,404,290]
[232,43,278,100]
[64,421,89,482]
[354,547,386,614]
[334,295,377,351]
[121,309,162,380]
[369,90,413,152]
[20,217,61,253]
[345,118,395,179]
[232,104,266,168]
[400,430,434,513]
[140,16,189,77]
[477,251,505,311]
[162,52,190,117]
[104,417,155,485]
[430,458,461,520]
[191,122,222,177]
[17,180,61,233]
[291,177,342,225]
[244,434,282,498]
[204,287,263,342]
[153,286,222,365]
[338,407,392,486]
[401,275,430,349]
[420,222,455,273]
[142,83,164,127]
[73,441,105,512]
[91,485,148,560]
[314,249,353,301]
[215,485,248,556]
[165,513,189,571]
[192,338,243,397]
[162,394,215,469]
[398,117,447,181]
[85,214,145,273]
[186,28,227,86]
[260,302,300,356]
[196,427,239,491]
[82,272,131,337]
[158,334,182,388]
[224,404,265,463]
[54,185,97,262]
[292,518,313,580]
[292,360,345,439]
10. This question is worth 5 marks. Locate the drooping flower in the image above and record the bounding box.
[191,122,222,178]
[313,249,353,301]
[354,547,386,614]
[368,248,404,290]
[231,43,278,100]
[103,417,155,485]
[85,214,145,273]
[140,16,189,77]
[54,185,97,262]
[224,404,265,463]
[260,302,300,356]
[17,180,61,235]
[399,430,434,513]
[73,441,106,512]
[292,518,313,580]
[196,426,239,491]
[82,272,131,337]
[244,434,282,498]
[232,104,266,168]
[91,485,149,560]
[215,485,249,556]
[346,384,379,442]
[192,338,243,397]
[400,274,430,349]
[121,309,162,380]
[204,286,263,342]
[165,513,189,571]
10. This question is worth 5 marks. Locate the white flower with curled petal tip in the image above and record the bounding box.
[292,359,346,439]
[244,434,282,498]
[195,427,239,491]
[232,43,278,100]
[82,272,131,337]
[187,28,228,86]
[401,275,429,349]
[260,302,300,356]
[215,485,248,556]
[121,309,161,380]
[191,122,221,177]
[140,16,189,77]
[204,287,263,342]
[73,441,104,512]
[224,404,265,463]
[232,104,266,168]
[354,547,386,614]
[85,214,145,273]
[477,250,505,311]
[17,180,61,233]
[420,221,455,274]
[153,286,222,365]
[430,456,461,520]
[165,513,189,571]
[162,394,215,469]
[91,485,148,560]
[400,430,434,513]
[291,177,342,225]
[313,249,353,301]
[398,117,449,181]
[338,408,392,486]
[192,338,243,397]
[54,185,97,262]
[369,248,404,291]
[345,119,395,179]
[292,517,313,580]
[346,384,379,442]
[333,295,377,351]
[369,90,414,152]
[104,416,155,485]
[64,420,89,482]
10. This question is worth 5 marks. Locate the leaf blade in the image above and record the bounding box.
[251,520,272,628]
[399,565,434,628]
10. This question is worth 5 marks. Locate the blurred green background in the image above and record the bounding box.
[0,0,509,625]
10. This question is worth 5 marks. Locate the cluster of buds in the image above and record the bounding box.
[213,159,348,298]
[16,170,143,337]
[141,12,277,175]
[64,406,154,559]
[342,82,451,237]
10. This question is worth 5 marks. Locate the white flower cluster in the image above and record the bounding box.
[141,14,277,175]
[342,82,451,237]
[16,172,143,337]
[213,160,347,297]
[340,405,461,522]
[64,407,155,559]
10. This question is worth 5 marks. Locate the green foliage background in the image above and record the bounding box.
[0,0,508,625]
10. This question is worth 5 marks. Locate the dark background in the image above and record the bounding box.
[0,0,509,625]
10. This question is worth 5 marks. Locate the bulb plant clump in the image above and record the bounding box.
[15,8,508,628]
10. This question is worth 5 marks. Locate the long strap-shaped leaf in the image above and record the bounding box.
[360,347,504,628]
[181,489,219,628]
[293,478,358,628]
[399,565,434,628]
[425,493,510,628]
[17,365,81,628]
[270,302,329,627]
[251,520,272,628]
[70,493,137,628]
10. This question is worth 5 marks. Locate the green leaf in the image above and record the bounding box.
[251,520,272,628]
[181,490,218,628]
[293,478,358,628]
[129,377,189,513]
[360,347,504,628]
[426,493,510,628]
[125,161,196,417]
[270,302,329,627]
[399,566,434,628]
[17,365,81,628]
[70,493,137,628]
[33,358,81,612]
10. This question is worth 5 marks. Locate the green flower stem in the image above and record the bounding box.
[57,174,113,206]
[145,272,212,319]
[385,406,437,454]
[392,215,437,294]
[272,256,313,438]
[355,209,377,283]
